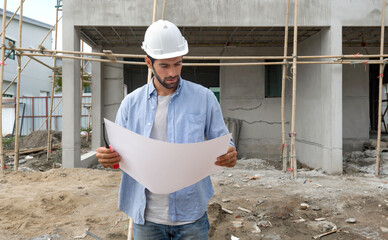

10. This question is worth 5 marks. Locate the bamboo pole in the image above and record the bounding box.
[13,46,388,60]
[0,0,7,172]
[47,0,60,161]
[162,0,167,20]
[80,40,84,118]
[289,0,299,179]
[146,0,158,84]
[86,105,91,143]
[2,15,62,96]
[376,0,386,176]
[13,0,23,171]
[0,0,25,38]
[281,0,290,172]
[15,52,388,67]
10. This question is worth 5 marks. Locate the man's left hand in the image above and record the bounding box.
[215,146,237,168]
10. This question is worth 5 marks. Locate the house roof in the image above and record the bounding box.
[0,8,52,30]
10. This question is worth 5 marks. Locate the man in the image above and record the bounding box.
[96,20,237,240]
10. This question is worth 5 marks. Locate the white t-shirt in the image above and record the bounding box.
[144,94,194,225]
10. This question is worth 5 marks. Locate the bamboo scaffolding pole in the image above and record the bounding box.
[2,15,62,96]
[13,0,23,171]
[13,46,388,60]
[80,40,84,116]
[281,0,290,172]
[162,0,167,20]
[37,98,63,131]
[0,0,25,38]
[15,52,388,67]
[128,1,159,237]
[128,2,158,238]
[0,0,7,172]
[289,0,299,179]
[376,0,386,176]
[146,0,158,84]
[47,0,60,161]
[26,55,56,71]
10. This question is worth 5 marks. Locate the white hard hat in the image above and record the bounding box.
[142,20,188,59]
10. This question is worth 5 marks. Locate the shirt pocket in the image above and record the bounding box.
[186,113,206,142]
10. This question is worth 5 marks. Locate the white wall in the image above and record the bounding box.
[0,16,52,97]
[2,108,14,136]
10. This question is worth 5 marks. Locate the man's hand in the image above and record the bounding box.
[96,147,122,169]
[215,146,237,168]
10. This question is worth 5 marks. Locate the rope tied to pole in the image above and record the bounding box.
[383,58,388,68]
[39,46,46,54]
[289,131,297,137]
[350,60,356,69]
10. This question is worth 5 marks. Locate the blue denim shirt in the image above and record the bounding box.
[115,78,233,225]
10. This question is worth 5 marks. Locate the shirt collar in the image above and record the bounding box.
[147,77,184,99]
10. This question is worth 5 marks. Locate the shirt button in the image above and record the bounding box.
[152,106,155,109]
[148,122,151,126]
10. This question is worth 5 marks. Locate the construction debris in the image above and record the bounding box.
[222,207,233,214]
[237,207,252,213]
[346,218,357,223]
[312,228,340,239]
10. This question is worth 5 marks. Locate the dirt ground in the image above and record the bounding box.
[1,132,388,240]
[0,159,387,240]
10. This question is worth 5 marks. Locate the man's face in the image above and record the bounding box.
[150,56,183,90]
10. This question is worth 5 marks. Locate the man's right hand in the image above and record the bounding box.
[96,147,122,169]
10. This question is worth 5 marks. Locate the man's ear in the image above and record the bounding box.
[145,56,153,69]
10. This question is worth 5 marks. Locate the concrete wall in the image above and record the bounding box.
[342,64,369,151]
[103,60,124,122]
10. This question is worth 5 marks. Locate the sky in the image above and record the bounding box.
[0,0,91,51]
[0,0,57,25]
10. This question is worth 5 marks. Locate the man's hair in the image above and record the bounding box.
[147,55,155,66]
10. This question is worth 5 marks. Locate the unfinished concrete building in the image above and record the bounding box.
[62,0,388,173]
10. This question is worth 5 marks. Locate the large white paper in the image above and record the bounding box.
[104,118,231,194]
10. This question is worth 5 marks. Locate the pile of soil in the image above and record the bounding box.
[3,130,91,172]
[3,130,62,151]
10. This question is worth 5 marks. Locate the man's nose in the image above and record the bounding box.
[168,67,176,77]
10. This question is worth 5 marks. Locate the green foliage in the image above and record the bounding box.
[2,136,15,148]
[54,66,91,93]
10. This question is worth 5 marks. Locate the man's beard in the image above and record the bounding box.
[153,68,180,90]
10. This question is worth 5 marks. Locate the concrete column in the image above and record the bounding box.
[321,24,343,174]
[62,25,81,168]
[103,60,124,122]
[91,47,103,150]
